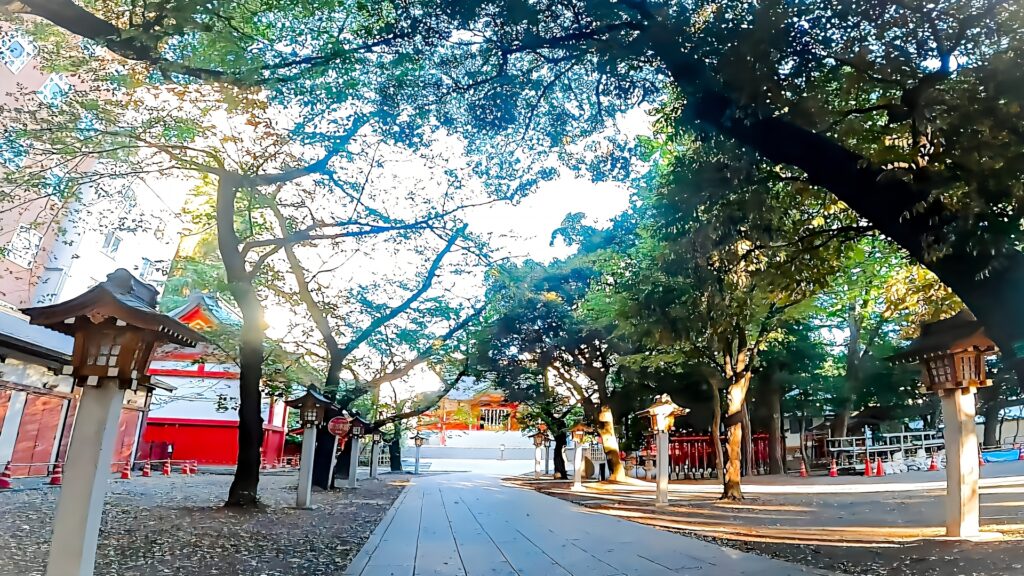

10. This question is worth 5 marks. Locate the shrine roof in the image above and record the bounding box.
[21,269,203,348]
[166,293,241,328]
[0,307,72,367]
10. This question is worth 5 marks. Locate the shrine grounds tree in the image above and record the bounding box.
[394,0,1024,388]
[0,4,529,504]
[13,0,1024,390]
[810,237,962,437]
[474,255,635,481]
[610,137,850,499]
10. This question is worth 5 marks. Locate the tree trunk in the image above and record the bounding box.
[312,426,338,489]
[765,383,784,475]
[741,402,753,476]
[217,175,265,508]
[389,435,403,472]
[709,376,724,480]
[830,407,851,439]
[595,405,625,481]
[722,373,752,500]
[553,431,568,479]
[334,435,354,482]
[979,382,1003,448]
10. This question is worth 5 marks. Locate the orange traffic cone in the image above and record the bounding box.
[875,457,885,477]
[48,463,63,486]
[864,457,873,477]
[119,462,131,480]
[979,453,986,467]
[928,453,939,471]
[829,459,838,478]
[162,460,171,476]
[260,458,268,471]
[1018,445,1024,460]
[141,461,151,478]
[180,461,190,476]
[190,461,197,476]
[0,462,13,489]
[799,459,808,477]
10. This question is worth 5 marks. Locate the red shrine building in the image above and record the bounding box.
[417,383,521,446]
[138,294,289,466]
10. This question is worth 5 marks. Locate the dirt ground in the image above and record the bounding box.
[511,461,1024,576]
[0,471,409,576]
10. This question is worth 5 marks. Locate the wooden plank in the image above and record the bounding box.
[464,493,570,576]
[439,487,519,576]
[361,486,424,573]
[414,488,466,576]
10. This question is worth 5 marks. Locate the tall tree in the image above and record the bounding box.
[475,252,635,481]
[400,0,1024,387]
[614,137,849,499]
[812,237,962,437]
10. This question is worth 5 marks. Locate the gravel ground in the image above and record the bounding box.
[512,470,1024,576]
[0,471,410,576]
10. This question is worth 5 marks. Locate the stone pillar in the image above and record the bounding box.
[296,426,317,509]
[414,444,421,475]
[544,446,550,475]
[656,430,669,506]
[369,440,380,480]
[534,446,542,479]
[346,436,360,489]
[940,388,980,538]
[0,390,27,464]
[46,380,124,576]
[572,441,584,491]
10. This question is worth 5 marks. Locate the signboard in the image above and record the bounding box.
[327,415,351,438]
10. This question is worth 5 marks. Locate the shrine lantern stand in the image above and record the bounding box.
[22,270,203,576]
[890,310,997,538]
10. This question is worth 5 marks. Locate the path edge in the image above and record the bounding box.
[342,482,412,575]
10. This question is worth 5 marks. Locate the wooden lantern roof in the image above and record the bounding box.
[21,269,204,348]
[888,310,996,365]
[285,386,334,409]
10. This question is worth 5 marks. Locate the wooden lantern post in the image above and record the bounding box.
[890,310,996,538]
[285,387,332,508]
[21,270,203,576]
[638,394,689,506]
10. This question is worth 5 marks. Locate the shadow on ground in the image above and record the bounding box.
[507,462,1024,576]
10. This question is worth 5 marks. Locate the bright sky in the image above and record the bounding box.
[467,173,632,263]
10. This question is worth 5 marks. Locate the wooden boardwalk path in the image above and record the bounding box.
[345,473,832,576]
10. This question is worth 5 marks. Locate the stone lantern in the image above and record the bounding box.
[569,423,590,491]
[413,432,426,475]
[22,269,203,576]
[345,413,371,489]
[368,431,383,480]
[531,431,546,479]
[543,434,552,475]
[890,310,996,538]
[638,394,689,506]
[285,387,333,508]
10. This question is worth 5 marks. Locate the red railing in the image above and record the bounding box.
[643,433,776,476]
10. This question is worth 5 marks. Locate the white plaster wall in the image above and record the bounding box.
[149,376,241,421]
[0,358,73,393]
